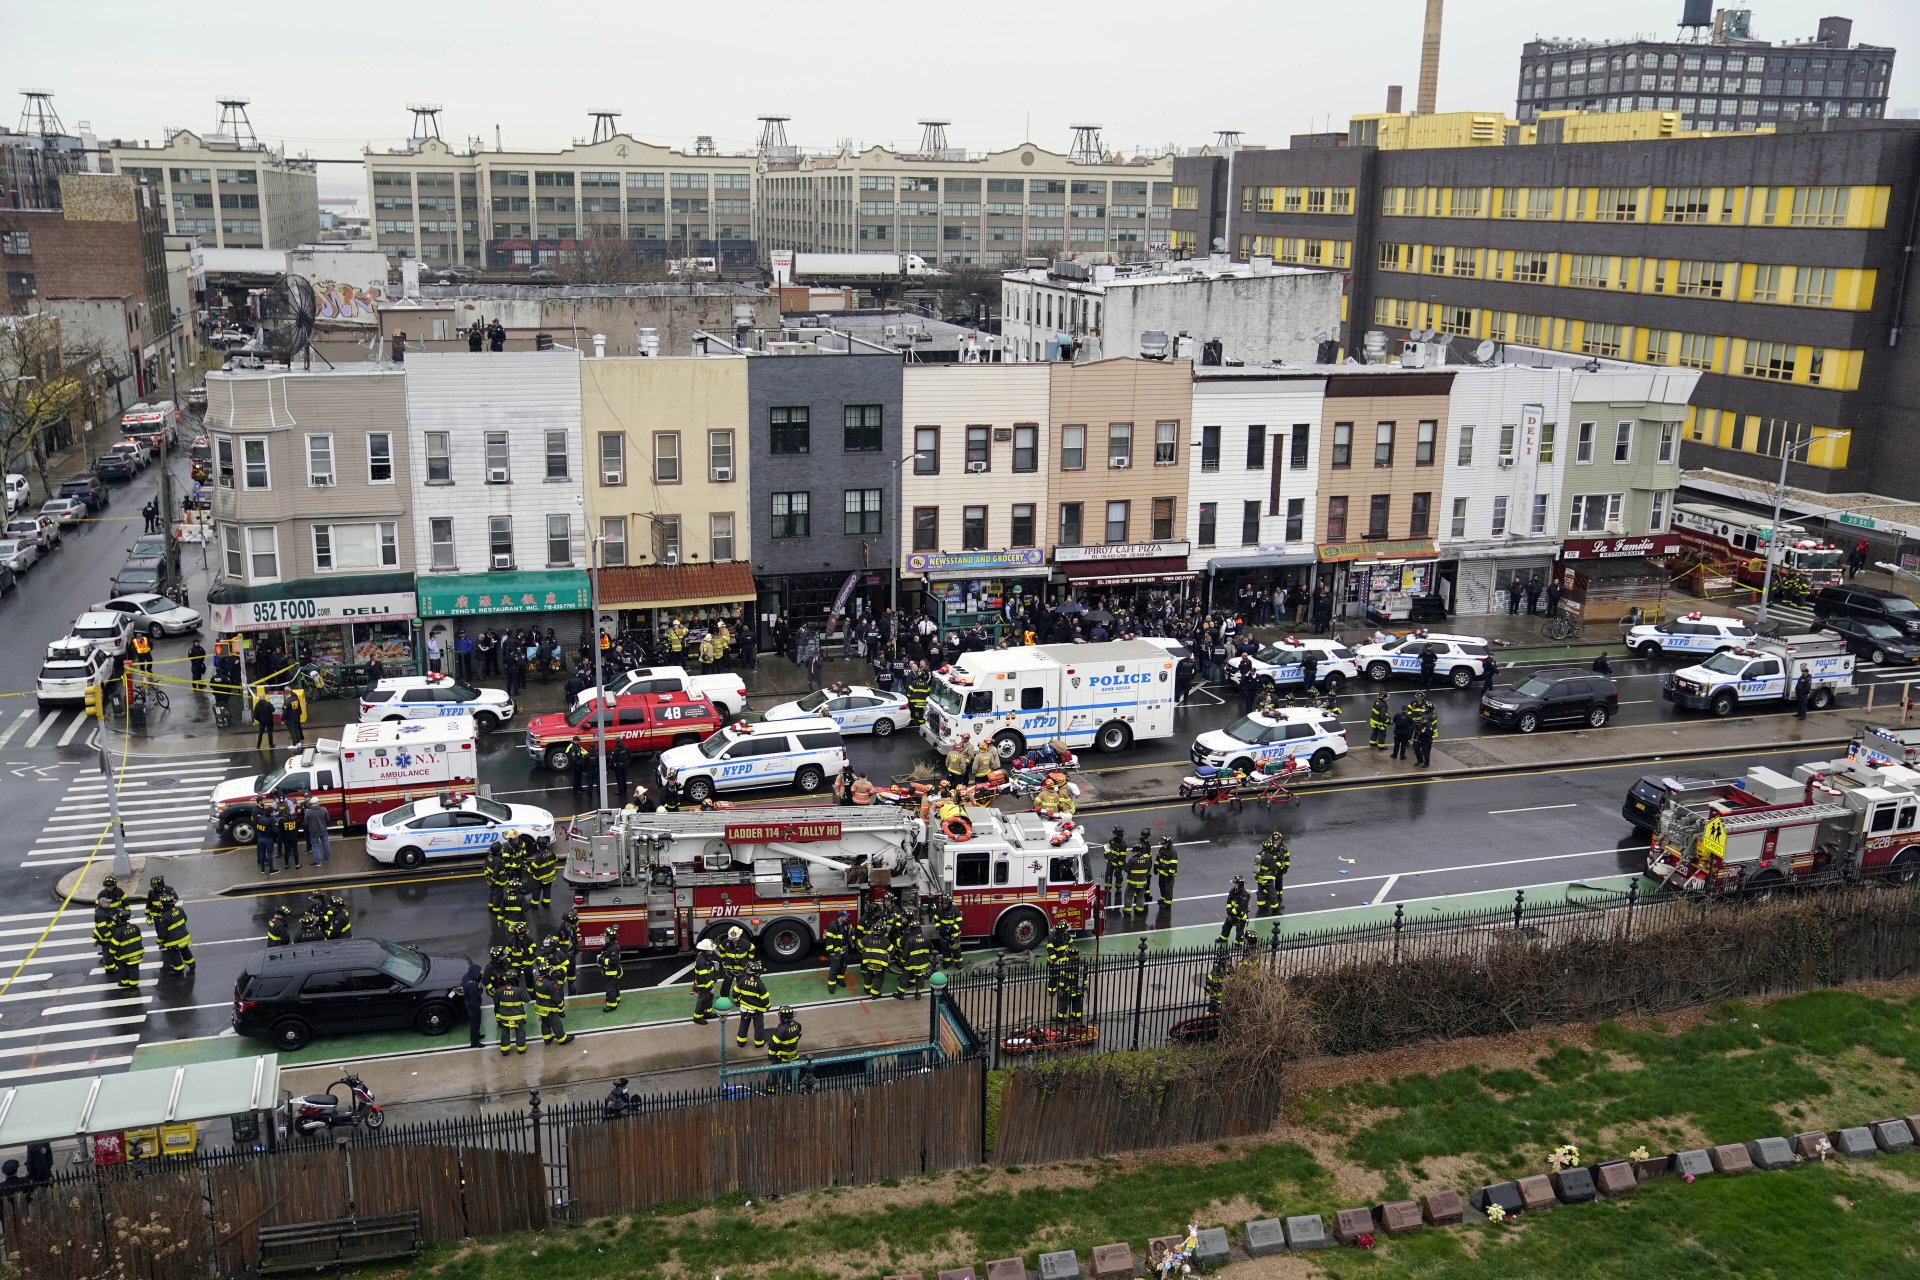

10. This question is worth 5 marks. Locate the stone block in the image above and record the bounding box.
[1468,1182,1523,1217]
[1146,1237,1184,1266]
[1671,1149,1714,1178]
[1037,1252,1079,1280]
[1711,1143,1755,1175]
[1871,1119,1915,1154]
[1516,1175,1556,1213]
[939,1272,977,1280]
[1907,1115,1920,1143]
[1631,1157,1668,1182]
[985,1259,1025,1280]
[1332,1208,1374,1244]
[1791,1131,1831,1160]
[1242,1220,1286,1258]
[1830,1126,1877,1158]
[886,1274,923,1280]
[1551,1167,1597,1204]
[1375,1200,1423,1236]
[1090,1247,1131,1280]
[1747,1137,1795,1171]
[1421,1190,1464,1225]
[1193,1227,1230,1267]
[1283,1215,1329,1252]
[1591,1161,1637,1198]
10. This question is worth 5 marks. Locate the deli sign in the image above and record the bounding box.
[724,821,843,844]
[1559,535,1683,560]
[213,591,417,633]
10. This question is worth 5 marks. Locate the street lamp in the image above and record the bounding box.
[1758,430,1851,625]
[891,450,932,614]
[927,968,948,1044]
[712,994,735,1078]
[589,532,610,811]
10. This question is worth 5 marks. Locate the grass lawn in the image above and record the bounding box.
[402,989,1920,1280]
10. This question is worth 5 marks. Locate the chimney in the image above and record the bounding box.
[1417,0,1444,115]
[592,332,606,358]
[1386,85,1404,114]
[1817,16,1853,47]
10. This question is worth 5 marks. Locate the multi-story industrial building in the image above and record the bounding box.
[1170,114,1920,499]
[106,106,319,251]
[1517,13,1896,134]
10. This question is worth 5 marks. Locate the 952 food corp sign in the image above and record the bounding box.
[213,592,417,633]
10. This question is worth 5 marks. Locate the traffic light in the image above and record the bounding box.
[83,684,104,719]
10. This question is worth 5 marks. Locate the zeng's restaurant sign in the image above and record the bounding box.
[213,592,417,633]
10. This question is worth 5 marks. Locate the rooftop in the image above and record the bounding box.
[394,281,772,305]
[1002,255,1331,293]
[787,309,1001,358]
[1683,469,1920,541]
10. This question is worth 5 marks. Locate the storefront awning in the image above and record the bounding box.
[418,570,591,617]
[0,1055,280,1148]
[596,562,757,610]
[1206,550,1317,572]
[1060,556,1195,587]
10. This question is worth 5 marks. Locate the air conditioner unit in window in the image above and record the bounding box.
[602,471,622,485]
[1603,520,1625,534]
[664,549,679,565]
[966,461,988,473]
[490,554,513,570]
[1497,457,1516,469]
[488,467,510,483]
[1110,457,1131,469]
[311,476,334,486]
[712,466,733,481]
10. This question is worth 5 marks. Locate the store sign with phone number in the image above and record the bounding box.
[213,592,418,633]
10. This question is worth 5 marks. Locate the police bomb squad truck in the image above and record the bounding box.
[1663,632,1854,718]
[920,639,1179,761]
[563,804,1097,957]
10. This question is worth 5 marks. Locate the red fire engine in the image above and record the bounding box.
[562,804,1097,960]
[1668,502,1845,591]
[1647,756,1920,894]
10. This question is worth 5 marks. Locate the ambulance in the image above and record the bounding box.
[920,639,1178,761]
[209,716,479,845]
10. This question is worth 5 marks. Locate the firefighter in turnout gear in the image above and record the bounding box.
[769,1006,803,1063]
[895,922,933,999]
[1123,842,1153,914]
[500,837,529,902]
[1053,951,1087,1024]
[499,876,530,932]
[552,911,582,989]
[93,896,121,965]
[945,736,972,784]
[109,907,144,989]
[857,914,892,996]
[1204,943,1231,1014]
[822,911,854,991]
[265,905,294,948]
[534,971,572,1045]
[150,898,195,973]
[494,976,529,1054]
[1102,826,1128,905]
[145,876,179,913]
[323,895,351,939]
[716,925,753,996]
[733,961,772,1048]
[97,874,128,915]
[482,946,512,998]
[1153,836,1179,906]
[970,737,998,783]
[1220,875,1250,944]
[504,923,537,984]
[1368,692,1391,750]
[690,938,721,1024]
[906,668,932,724]
[933,896,964,967]
[527,838,559,910]
[598,933,624,1010]
[1256,834,1292,913]
[484,845,509,919]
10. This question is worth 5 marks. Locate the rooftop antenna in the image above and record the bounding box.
[1213,129,1243,151]
[406,103,444,143]
[756,115,791,154]
[214,97,258,146]
[1068,123,1104,164]
[916,119,950,153]
[589,110,620,144]
[17,89,64,137]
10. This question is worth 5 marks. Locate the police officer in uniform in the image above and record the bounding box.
[1153,836,1179,907]
[690,938,721,1024]
[822,911,854,991]
[1219,875,1250,944]
[598,932,624,1011]
[732,960,772,1048]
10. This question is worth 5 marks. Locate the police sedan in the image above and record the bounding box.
[762,683,911,737]
[1243,637,1359,692]
[1351,631,1491,687]
[1626,612,1756,659]
[1191,707,1348,774]
[364,794,555,868]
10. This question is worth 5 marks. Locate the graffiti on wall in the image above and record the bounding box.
[311,280,387,324]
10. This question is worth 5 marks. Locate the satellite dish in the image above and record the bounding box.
[1474,339,1497,363]
[259,274,317,366]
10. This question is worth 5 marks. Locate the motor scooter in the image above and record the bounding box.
[285,1073,385,1136]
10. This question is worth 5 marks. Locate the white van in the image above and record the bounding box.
[3,474,27,517]
[658,717,849,804]
[921,639,1178,760]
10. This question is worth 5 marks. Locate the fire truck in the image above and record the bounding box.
[562,804,1097,960]
[1646,757,1920,894]
[1669,502,1845,592]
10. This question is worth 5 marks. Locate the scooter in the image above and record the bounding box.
[285,1073,385,1136]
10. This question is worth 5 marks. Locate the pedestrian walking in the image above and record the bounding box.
[1794,668,1813,719]
[251,692,276,749]
[462,963,486,1047]
[1849,538,1870,578]
[300,798,330,867]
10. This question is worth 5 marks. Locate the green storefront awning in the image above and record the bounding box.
[417,570,591,617]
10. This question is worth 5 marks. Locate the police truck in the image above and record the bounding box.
[1664,633,1855,718]
[921,639,1178,760]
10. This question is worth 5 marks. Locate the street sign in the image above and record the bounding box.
[1698,816,1727,863]
[1837,513,1877,529]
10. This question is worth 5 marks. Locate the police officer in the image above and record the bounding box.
[527,838,559,910]
[1412,697,1437,769]
[109,907,144,989]
[568,738,593,795]
[1153,836,1179,907]
[494,976,529,1055]
[1390,701,1414,761]
[534,970,572,1045]
[265,905,294,947]
[732,960,772,1049]
[716,925,753,996]
[607,739,632,803]
[1219,875,1250,944]
[933,896,964,967]
[822,911,854,991]
[690,938,721,1024]
[857,913,892,996]
[895,922,933,999]
[1102,826,1128,906]
[1368,692,1391,751]
[598,932,624,1011]
[1123,841,1152,915]
[1053,951,1086,1024]
[768,1006,803,1064]
[150,898,195,974]
[1418,643,1439,691]
[188,640,208,688]
[1203,942,1231,1015]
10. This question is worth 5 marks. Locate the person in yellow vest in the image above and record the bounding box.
[697,633,716,672]
[970,737,999,784]
[1034,776,1062,816]
[599,629,611,653]
[945,735,971,784]
[129,631,153,675]
[1053,774,1078,818]
[666,619,687,657]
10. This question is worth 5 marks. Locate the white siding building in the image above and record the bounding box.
[1189,372,1326,607]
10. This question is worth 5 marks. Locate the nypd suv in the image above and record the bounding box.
[1190,707,1348,774]
[1627,612,1755,659]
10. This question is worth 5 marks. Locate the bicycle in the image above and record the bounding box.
[1541,615,1583,642]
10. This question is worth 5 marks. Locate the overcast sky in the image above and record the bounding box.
[11,0,1916,201]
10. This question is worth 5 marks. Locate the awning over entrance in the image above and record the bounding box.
[596,562,757,610]
[417,570,591,617]
[1060,556,1194,587]
[1206,550,1317,572]
[0,1055,280,1148]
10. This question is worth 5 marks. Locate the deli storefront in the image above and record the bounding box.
[1556,534,1681,623]
[207,573,418,680]
[1055,541,1197,604]
[906,549,1051,641]
[1317,538,1442,624]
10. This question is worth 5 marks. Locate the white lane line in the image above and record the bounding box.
[1373,873,1402,904]
[0,919,90,940]
[654,961,696,987]
[0,932,99,955]
[44,798,215,817]
[0,981,121,1004]
[1488,803,1580,815]
[5,949,108,967]
[0,974,51,987]
[113,760,243,774]
[0,1039,137,1064]
[157,1000,240,1013]
[28,834,210,855]
[43,995,149,1017]
[0,908,82,924]
[0,709,31,749]
[57,715,88,747]
[41,814,207,832]
[22,717,61,748]
[0,1013,145,1040]
[1168,845,1627,904]
[0,1057,136,1083]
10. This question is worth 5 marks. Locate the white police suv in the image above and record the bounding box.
[1243,637,1359,692]
[763,682,912,737]
[1626,612,1756,659]
[1190,706,1348,774]
[358,674,516,733]
[1352,630,1491,687]
[658,717,850,803]
[364,794,556,867]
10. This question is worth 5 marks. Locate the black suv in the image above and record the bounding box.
[233,938,467,1051]
[57,474,110,512]
[1480,669,1620,733]
[1812,584,1920,639]
[1820,615,1920,666]
[95,453,138,482]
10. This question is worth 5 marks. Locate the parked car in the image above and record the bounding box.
[1625,612,1755,659]
[35,638,112,709]
[1819,616,1920,666]
[0,563,15,596]
[526,691,720,771]
[657,717,849,803]
[107,439,151,471]
[128,532,181,574]
[39,497,86,526]
[763,683,911,737]
[0,538,40,575]
[209,327,255,350]
[1811,584,1920,641]
[57,475,109,511]
[1622,771,1720,834]
[359,674,515,733]
[3,474,27,517]
[4,514,58,551]
[231,938,469,1051]
[95,453,138,483]
[93,593,201,638]
[1480,670,1620,733]
[185,386,208,413]
[1352,631,1492,688]
[364,794,557,868]
[1189,706,1349,774]
[109,560,172,598]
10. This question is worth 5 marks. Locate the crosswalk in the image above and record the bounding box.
[20,752,243,869]
[0,905,150,1085]
[0,704,99,750]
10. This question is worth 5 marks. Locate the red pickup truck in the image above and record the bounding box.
[524,689,720,771]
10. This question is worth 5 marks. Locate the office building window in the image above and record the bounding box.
[1197,502,1217,548]
[771,491,810,538]
[844,488,882,535]
[1743,341,1796,381]
[1326,496,1348,541]
[1058,502,1083,547]
[843,404,883,452]
[770,406,810,454]
[1105,500,1129,543]
[912,506,939,552]
[961,505,987,550]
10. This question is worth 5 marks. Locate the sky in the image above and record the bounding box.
[9,0,1917,203]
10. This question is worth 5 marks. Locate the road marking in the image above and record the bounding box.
[1488,803,1580,815]
[0,1039,137,1065]
[43,996,149,1017]
[0,710,30,749]
[42,813,209,832]
[157,1000,239,1013]
[22,717,60,748]
[1374,873,1402,904]
[0,1013,145,1040]
[0,981,120,1004]
[654,961,696,987]
[1167,845,1629,904]
[57,715,88,747]
[0,918,90,940]
[47,797,214,816]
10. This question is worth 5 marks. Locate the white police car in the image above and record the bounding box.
[658,717,850,803]
[364,793,555,868]
[1242,637,1359,692]
[763,682,911,737]
[1352,630,1491,688]
[1190,706,1348,774]
[358,674,516,733]
[1627,612,1756,659]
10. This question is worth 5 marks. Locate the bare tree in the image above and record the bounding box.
[0,314,91,501]
[554,239,669,286]
[913,265,1005,327]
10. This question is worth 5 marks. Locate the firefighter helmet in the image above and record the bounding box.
[727,925,743,940]
[696,938,717,952]
[777,1005,795,1020]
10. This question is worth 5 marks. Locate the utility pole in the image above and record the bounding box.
[99,718,131,879]
[590,535,610,811]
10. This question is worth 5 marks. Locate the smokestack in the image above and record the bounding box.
[1386,85,1404,114]
[1417,0,1444,115]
